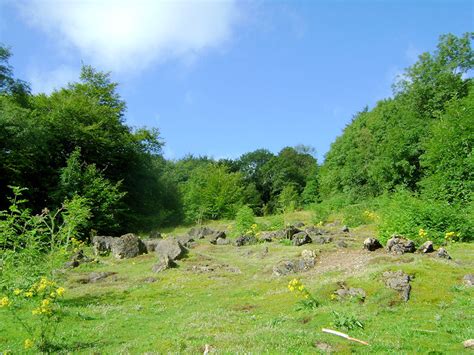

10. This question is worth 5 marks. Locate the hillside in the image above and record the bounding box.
[1,213,473,353]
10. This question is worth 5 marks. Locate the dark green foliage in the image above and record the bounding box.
[57,149,126,236]
[320,33,473,200]
[419,86,474,205]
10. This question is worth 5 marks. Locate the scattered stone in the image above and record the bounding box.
[190,263,241,274]
[176,234,195,248]
[342,225,350,233]
[143,277,157,283]
[79,271,117,284]
[149,230,162,239]
[155,238,186,261]
[363,238,383,251]
[386,235,416,254]
[292,232,312,246]
[301,249,316,260]
[383,270,412,302]
[305,226,326,236]
[187,226,215,239]
[209,231,226,245]
[284,225,302,240]
[152,257,174,273]
[464,339,474,348]
[235,235,257,246]
[418,241,434,253]
[111,233,147,259]
[259,232,274,242]
[334,285,366,302]
[293,222,305,228]
[216,237,231,245]
[260,246,269,257]
[91,235,115,256]
[336,240,348,248]
[436,248,451,260]
[273,249,317,276]
[64,249,93,268]
[463,274,474,287]
[313,236,333,244]
[142,239,161,253]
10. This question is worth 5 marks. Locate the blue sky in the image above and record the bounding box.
[1,0,472,161]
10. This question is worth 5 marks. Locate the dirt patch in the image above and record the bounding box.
[309,249,385,276]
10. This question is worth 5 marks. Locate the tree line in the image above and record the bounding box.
[1,32,472,240]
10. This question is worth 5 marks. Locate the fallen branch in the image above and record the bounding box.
[322,328,369,345]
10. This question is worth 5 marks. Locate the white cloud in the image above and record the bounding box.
[17,0,240,73]
[27,65,78,94]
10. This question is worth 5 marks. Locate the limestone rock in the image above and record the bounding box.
[386,236,416,254]
[155,238,186,261]
[235,234,257,246]
[292,232,312,246]
[383,270,412,301]
[418,240,434,253]
[209,231,226,245]
[111,233,147,259]
[363,238,383,251]
[463,274,474,287]
[436,248,452,260]
[91,235,115,256]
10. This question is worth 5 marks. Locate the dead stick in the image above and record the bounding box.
[322,328,369,345]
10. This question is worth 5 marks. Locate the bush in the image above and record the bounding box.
[235,205,256,235]
[376,191,473,244]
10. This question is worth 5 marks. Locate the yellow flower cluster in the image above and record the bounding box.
[0,296,11,308]
[246,223,259,236]
[445,231,458,241]
[418,228,427,238]
[32,298,53,316]
[288,279,310,299]
[24,338,34,349]
[70,236,85,252]
[363,210,378,221]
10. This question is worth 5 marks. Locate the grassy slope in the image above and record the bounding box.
[1,211,473,353]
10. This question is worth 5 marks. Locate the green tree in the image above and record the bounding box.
[57,149,126,235]
[419,85,474,205]
[182,164,244,223]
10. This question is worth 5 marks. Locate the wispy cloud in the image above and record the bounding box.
[17,0,241,73]
[27,64,78,94]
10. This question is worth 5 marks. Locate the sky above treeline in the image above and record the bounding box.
[1,0,472,161]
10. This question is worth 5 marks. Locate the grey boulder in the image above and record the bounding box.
[292,232,312,246]
[111,233,147,259]
[383,270,412,302]
[363,237,383,251]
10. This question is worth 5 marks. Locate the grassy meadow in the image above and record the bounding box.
[1,212,473,353]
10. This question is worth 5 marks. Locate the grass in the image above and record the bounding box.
[1,211,473,353]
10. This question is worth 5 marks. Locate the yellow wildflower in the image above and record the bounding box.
[32,308,41,315]
[56,287,65,297]
[0,296,11,308]
[13,289,22,296]
[418,228,427,238]
[24,339,34,349]
[24,291,33,298]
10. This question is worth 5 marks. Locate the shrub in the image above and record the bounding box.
[235,205,256,235]
[376,191,473,244]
